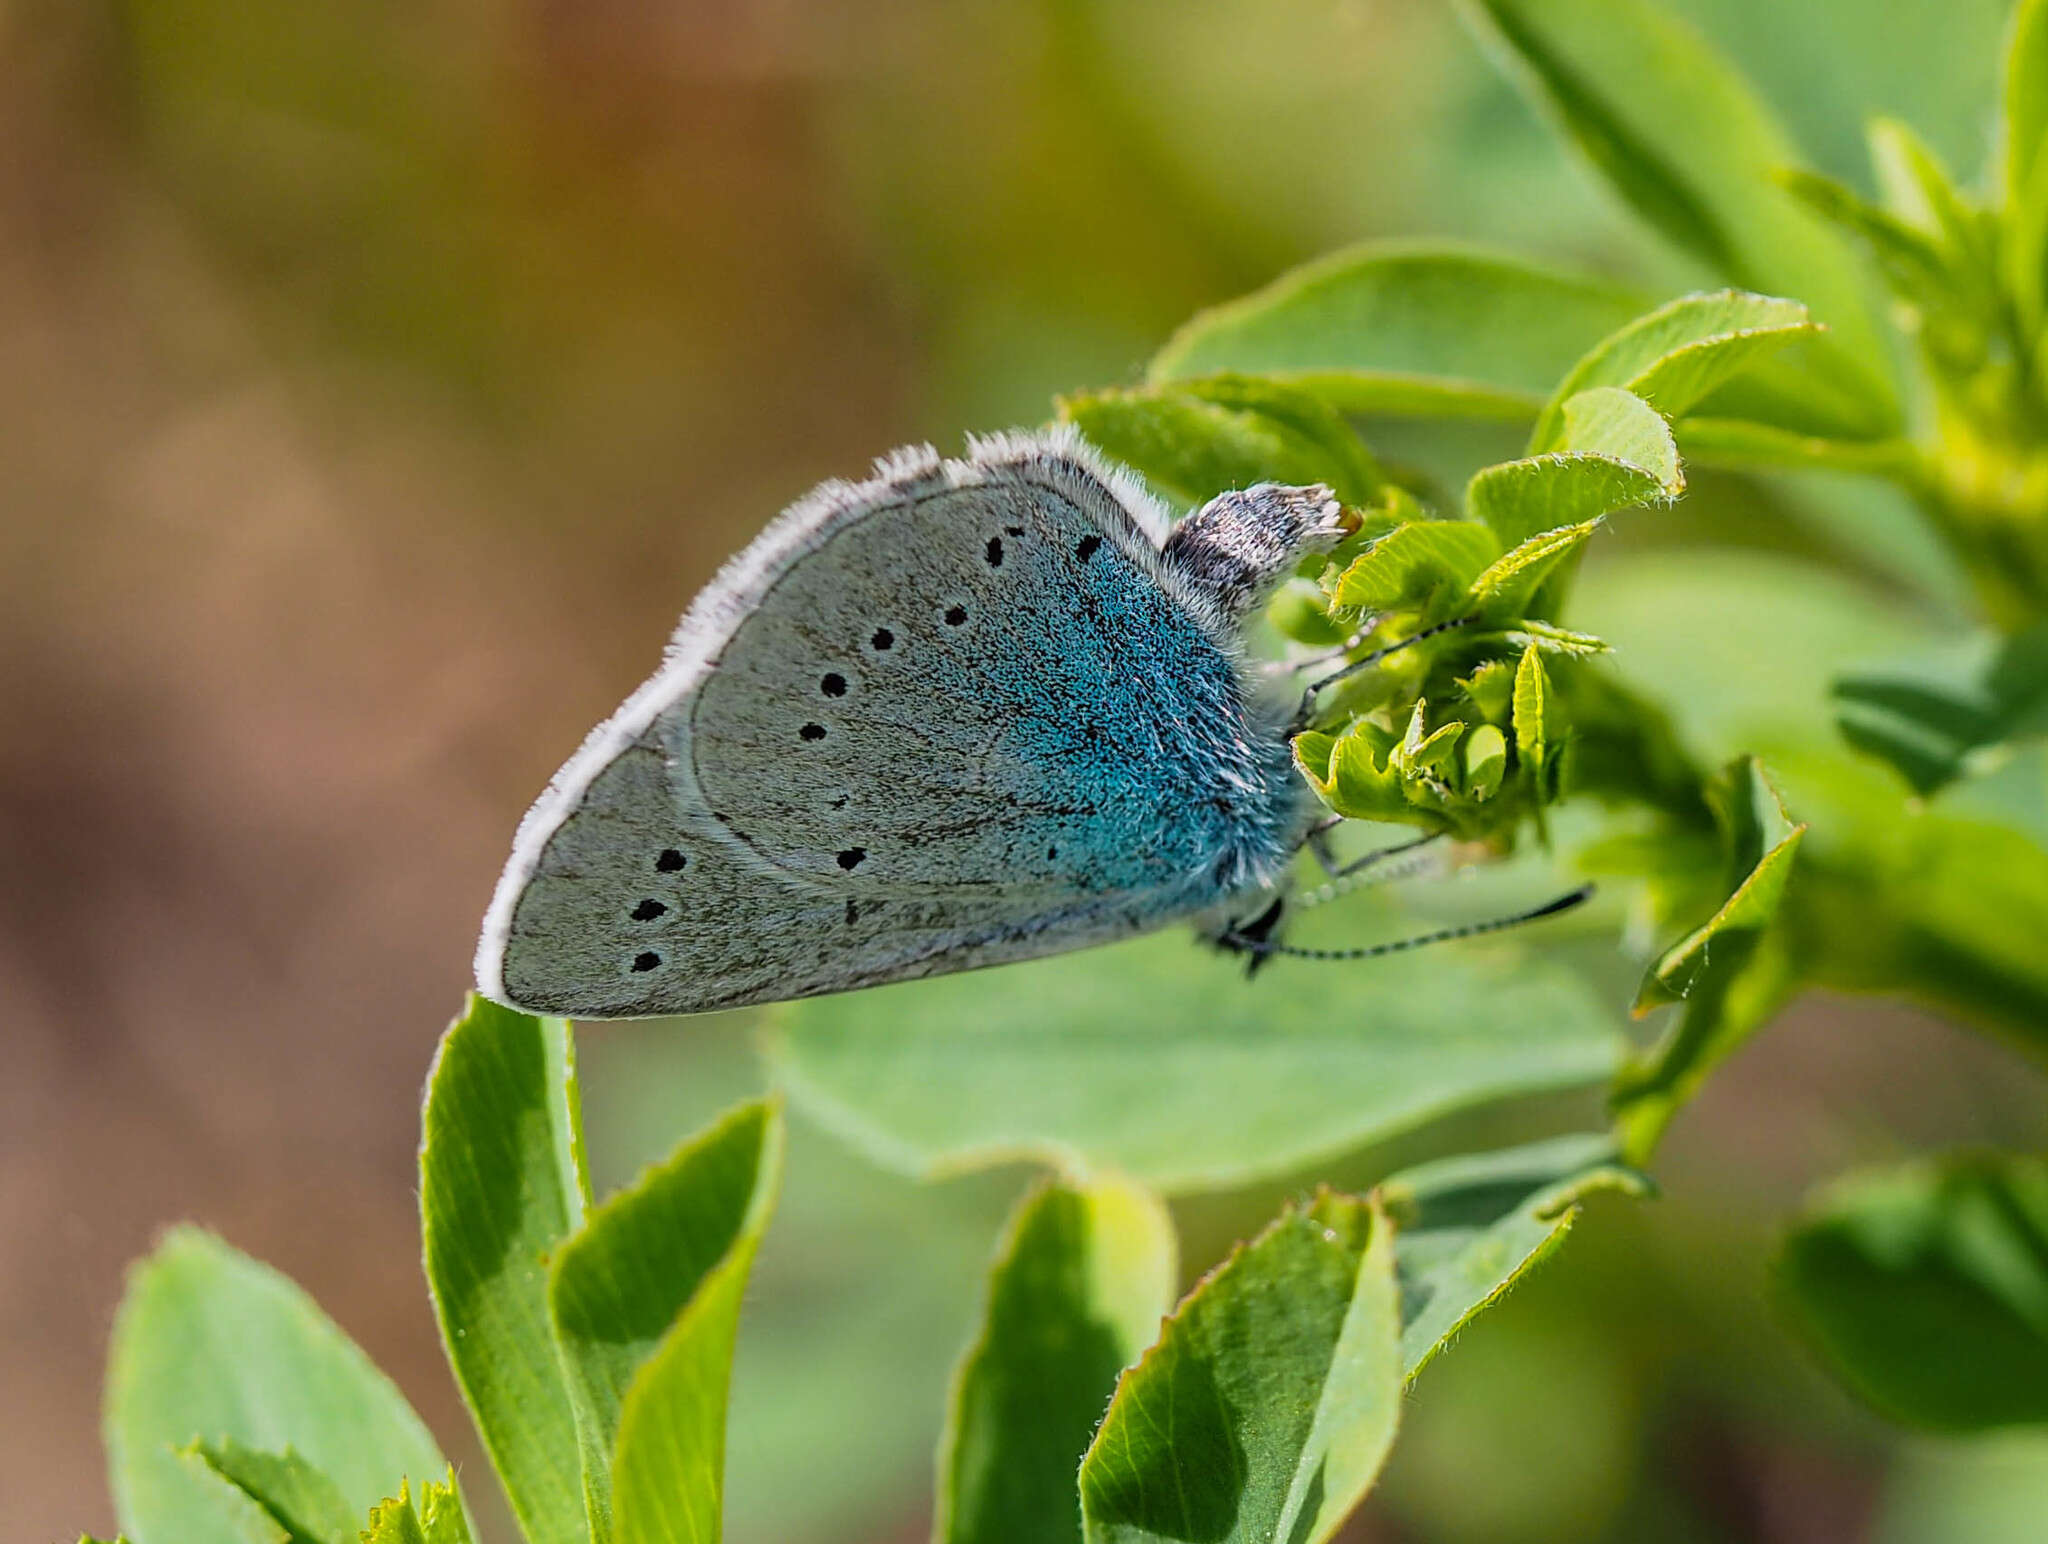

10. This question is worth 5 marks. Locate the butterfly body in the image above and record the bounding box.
[477,429,1344,1017]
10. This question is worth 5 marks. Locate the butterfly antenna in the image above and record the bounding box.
[1223,884,1593,963]
[1304,613,1478,697]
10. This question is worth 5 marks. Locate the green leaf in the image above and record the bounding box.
[1613,758,1807,1161]
[1380,1135,1652,1378]
[1464,723,1509,800]
[188,1441,357,1544]
[359,1476,473,1544]
[769,922,1621,1194]
[1529,292,1815,453]
[1468,521,1603,619]
[1452,0,1893,423]
[550,1099,784,1544]
[1671,418,1925,481]
[1512,645,1550,781]
[1780,1153,2048,1432]
[419,996,591,1544]
[1078,1191,1402,1544]
[1471,385,1680,549]
[1503,620,1611,657]
[106,1229,453,1544]
[2007,0,2048,222]
[1782,169,1954,300]
[1331,521,1500,612]
[937,1177,1177,1544]
[1833,621,2048,795]
[1870,118,1990,264]
[1058,375,1383,509]
[1631,757,1805,1012]
[1149,241,1645,419]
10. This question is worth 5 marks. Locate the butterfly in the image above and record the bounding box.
[472,427,1369,1018]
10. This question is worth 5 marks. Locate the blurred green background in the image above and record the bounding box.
[6,1,2048,1539]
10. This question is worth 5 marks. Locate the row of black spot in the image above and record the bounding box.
[625,529,1104,975]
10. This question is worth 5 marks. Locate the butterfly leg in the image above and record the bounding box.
[1210,894,1287,979]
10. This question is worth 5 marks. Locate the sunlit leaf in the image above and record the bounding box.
[1468,521,1603,619]
[550,1100,784,1544]
[1780,1153,2048,1432]
[1513,645,1551,783]
[770,923,1621,1194]
[1833,620,2048,795]
[1471,385,1680,549]
[420,996,591,1544]
[1332,521,1500,612]
[106,1229,454,1544]
[1149,242,1644,418]
[937,1177,1177,1544]
[1078,1191,1401,1544]
[1381,1134,1652,1377]
[1529,292,1815,453]
[359,1476,473,1544]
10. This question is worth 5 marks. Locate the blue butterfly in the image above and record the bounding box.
[476,428,1574,1018]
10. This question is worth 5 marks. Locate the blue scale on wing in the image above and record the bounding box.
[687,482,1257,898]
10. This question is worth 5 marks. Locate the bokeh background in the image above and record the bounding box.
[8,1,2048,1540]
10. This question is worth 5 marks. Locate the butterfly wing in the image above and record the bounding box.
[477,429,1296,1017]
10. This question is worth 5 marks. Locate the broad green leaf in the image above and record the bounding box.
[1468,521,1603,619]
[1780,1153,2048,1432]
[106,1228,452,1544]
[419,996,590,1544]
[1380,1134,1651,1377]
[1469,386,1679,548]
[550,1100,784,1544]
[1059,375,1383,508]
[359,1477,473,1544]
[1467,460,1663,552]
[1453,0,1893,422]
[188,1441,356,1544]
[1529,292,1815,453]
[1614,758,1807,1161]
[770,921,1621,1194]
[937,1177,1177,1544]
[1078,1191,1401,1544]
[1331,521,1500,612]
[2008,0,2048,220]
[1149,241,1644,418]
[1833,621,2048,795]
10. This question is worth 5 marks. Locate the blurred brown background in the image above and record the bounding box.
[7,2,2048,1541]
